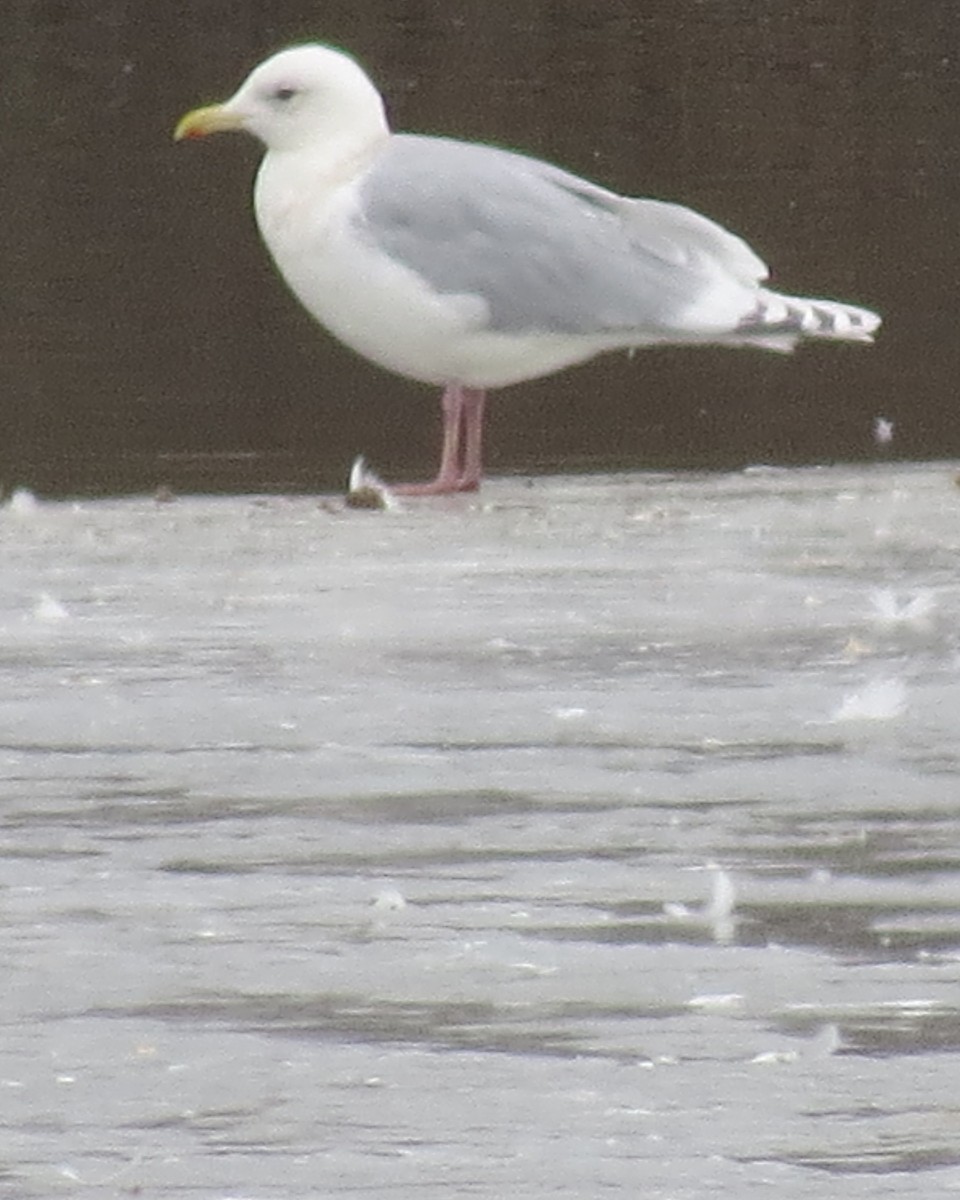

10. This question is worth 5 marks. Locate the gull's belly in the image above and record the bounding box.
[255,178,614,389]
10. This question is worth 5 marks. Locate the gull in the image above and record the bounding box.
[175,44,881,495]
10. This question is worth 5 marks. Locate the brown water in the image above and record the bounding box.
[2,462,960,1196]
[2,2,957,494]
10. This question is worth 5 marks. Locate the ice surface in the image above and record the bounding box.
[2,464,960,1197]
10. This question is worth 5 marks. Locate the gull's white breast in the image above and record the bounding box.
[253,149,626,389]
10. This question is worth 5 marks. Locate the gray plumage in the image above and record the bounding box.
[355,135,758,337]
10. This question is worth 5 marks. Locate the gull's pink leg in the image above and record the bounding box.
[393,384,487,496]
[436,384,468,488]
[457,387,486,491]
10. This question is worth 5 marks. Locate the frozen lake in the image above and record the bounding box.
[2,463,960,1198]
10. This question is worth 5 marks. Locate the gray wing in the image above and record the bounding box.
[353,134,767,336]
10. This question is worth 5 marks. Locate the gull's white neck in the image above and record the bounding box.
[253,125,389,249]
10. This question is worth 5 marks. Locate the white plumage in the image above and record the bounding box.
[176,44,881,494]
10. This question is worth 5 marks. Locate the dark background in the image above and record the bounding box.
[2,0,957,496]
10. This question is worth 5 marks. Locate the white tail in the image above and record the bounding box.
[737,291,881,346]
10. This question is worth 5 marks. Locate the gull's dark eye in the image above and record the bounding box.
[273,86,297,102]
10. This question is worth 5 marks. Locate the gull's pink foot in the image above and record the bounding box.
[391,384,486,496]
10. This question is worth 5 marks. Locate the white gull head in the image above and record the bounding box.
[213,44,388,155]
